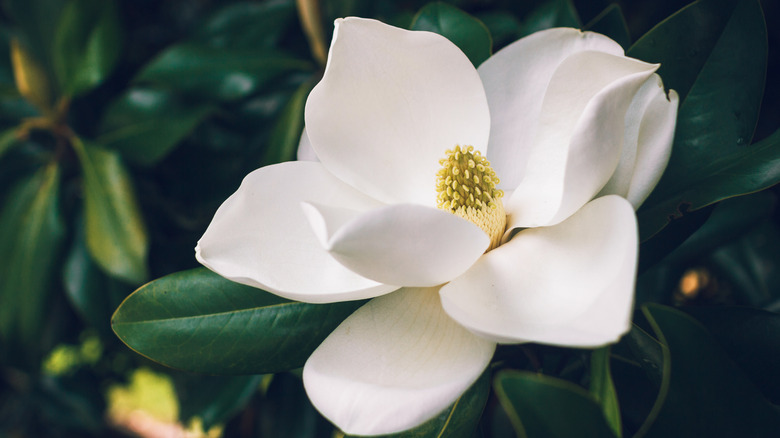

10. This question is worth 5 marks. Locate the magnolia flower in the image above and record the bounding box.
[196,17,678,436]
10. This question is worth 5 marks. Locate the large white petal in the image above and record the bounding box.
[301,202,489,287]
[505,51,658,228]
[478,28,625,189]
[304,287,496,435]
[440,195,637,347]
[296,126,318,162]
[305,17,490,206]
[598,75,679,208]
[195,162,398,303]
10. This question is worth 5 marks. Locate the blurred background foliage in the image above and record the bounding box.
[0,0,778,436]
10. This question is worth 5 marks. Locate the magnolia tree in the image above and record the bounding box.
[1,0,779,437]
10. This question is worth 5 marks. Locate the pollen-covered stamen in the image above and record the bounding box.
[436,145,507,251]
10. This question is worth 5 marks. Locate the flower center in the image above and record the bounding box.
[436,145,506,251]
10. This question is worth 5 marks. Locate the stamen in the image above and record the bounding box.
[435,145,507,250]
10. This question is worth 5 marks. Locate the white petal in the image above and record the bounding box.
[506,51,658,228]
[440,195,637,347]
[302,202,489,287]
[296,126,319,161]
[304,287,496,435]
[195,162,398,303]
[598,76,679,208]
[627,87,678,207]
[305,17,490,205]
[478,28,625,188]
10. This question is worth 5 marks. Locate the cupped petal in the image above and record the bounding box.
[478,28,625,189]
[305,17,490,206]
[296,126,318,162]
[301,202,489,287]
[505,51,658,228]
[440,195,637,347]
[195,161,398,303]
[598,75,679,208]
[304,287,496,435]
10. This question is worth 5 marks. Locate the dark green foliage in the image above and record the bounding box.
[0,0,778,436]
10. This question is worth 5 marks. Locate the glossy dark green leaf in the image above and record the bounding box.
[355,370,491,438]
[620,325,666,389]
[637,204,713,273]
[73,138,148,284]
[262,79,313,165]
[585,4,630,49]
[632,0,770,238]
[135,44,312,101]
[112,268,365,374]
[590,347,622,437]
[476,11,521,49]
[639,128,780,240]
[177,375,263,430]
[615,322,670,438]
[0,163,64,362]
[495,371,615,438]
[662,192,774,265]
[53,0,121,97]
[641,304,780,437]
[411,2,492,67]
[193,0,297,49]
[683,306,780,404]
[98,87,214,166]
[517,0,580,38]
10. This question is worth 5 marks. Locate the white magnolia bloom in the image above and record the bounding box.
[196,17,678,436]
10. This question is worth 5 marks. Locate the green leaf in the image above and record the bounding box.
[642,128,780,239]
[411,2,492,67]
[585,4,630,50]
[495,371,615,438]
[11,38,53,112]
[177,374,263,430]
[356,370,491,438]
[683,306,780,405]
[476,11,521,49]
[660,192,774,265]
[631,0,770,239]
[0,126,19,160]
[636,193,773,301]
[0,163,64,362]
[517,0,581,38]
[641,304,780,437]
[613,323,670,438]
[620,324,666,388]
[98,87,214,166]
[590,347,622,437]
[262,79,314,165]
[62,213,129,335]
[53,0,122,97]
[112,268,365,374]
[5,0,64,92]
[637,204,713,273]
[72,138,148,284]
[135,44,312,101]
[708,221,780,306]
[193,0,297,49]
